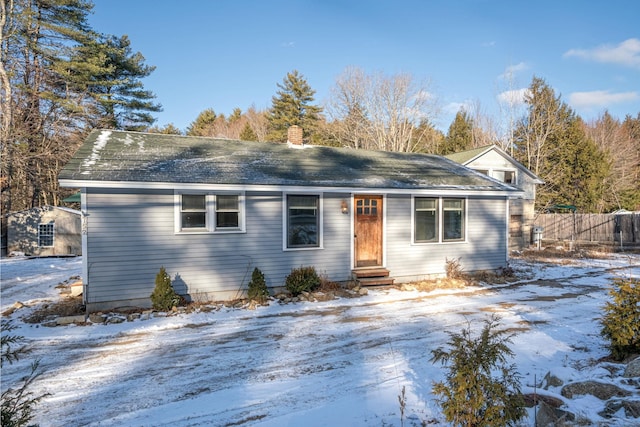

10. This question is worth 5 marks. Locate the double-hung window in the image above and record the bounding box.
[414,198,438,242]
[177,192,244,233]
[414,197,465,243]
[38,223,54,247]
[215,195,240,230]
[286,195,320,248]
[442,199,465,241]
[180,194,207,230]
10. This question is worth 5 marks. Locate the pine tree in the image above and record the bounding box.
[267,70,322,142]
[1,0,159,212]
[186,108,217,136]
[431,315,526,427]
[239,123,258,141]
[147,123,183,135]
[229,107,242,123]
[150,267,180,311]
[247,267,269,303]
[543,117,610,212]
[1,0,109,211]
[87,34,162,131]
[601,278,640,360]
[439,110,473,155]
[513,76,613,212]
[514,76,572,177]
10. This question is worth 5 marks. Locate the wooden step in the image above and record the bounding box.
[357,277,396,287]
[352,268,395,287]
[352,268,390,279]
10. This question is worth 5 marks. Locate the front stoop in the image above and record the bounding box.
[352,267,395,286]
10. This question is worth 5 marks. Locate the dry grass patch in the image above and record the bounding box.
[515,246,613,263]
[23,296,85,324]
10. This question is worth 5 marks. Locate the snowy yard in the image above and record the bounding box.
[1,252,639,426]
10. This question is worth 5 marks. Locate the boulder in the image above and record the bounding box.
[535,400,575,427]
[543,371,564,389]
[56,315,86,325]
[312,291,334,302]
[69,280,83,297]
[561,380,631,400]
[523,393,564,408]
[599,399,640,419]
[106,315,125,324]
[1,301,25,316]
[623,357,640,378]
[127,313,141,321]
[88,313,106,324]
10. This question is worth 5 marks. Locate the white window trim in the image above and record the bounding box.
[491,168,517,185]
[473,167,517,185]
[412,196,467,244]
[174,191,245,234]
[282,192,323,251]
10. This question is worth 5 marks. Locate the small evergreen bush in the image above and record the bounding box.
[247,267,269,303]
[150,267,181,311]
[285,266,321,296]
[601,277,640,360]
[430,315,525,427]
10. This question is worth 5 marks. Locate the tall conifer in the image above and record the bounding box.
[440,110,473,155]
[267,70,322,142]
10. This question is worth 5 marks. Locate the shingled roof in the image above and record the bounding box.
[59,130,519,192]
[444,145,494,164]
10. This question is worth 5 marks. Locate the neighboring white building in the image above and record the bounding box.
[446,145,544,250]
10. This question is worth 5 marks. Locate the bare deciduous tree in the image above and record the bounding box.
[466,100,500,148]
[325,67,439,152]
[0,0,14,144]
[244,106,269,142]
[495,66,527,155]
[586,112,640,210]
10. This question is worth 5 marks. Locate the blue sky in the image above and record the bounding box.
[88,0,640,133]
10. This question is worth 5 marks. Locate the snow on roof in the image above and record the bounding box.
[60,129,520,193]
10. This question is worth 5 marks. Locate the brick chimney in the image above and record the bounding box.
[287,125,303,145]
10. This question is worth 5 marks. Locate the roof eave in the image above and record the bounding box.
[59,179,521,197]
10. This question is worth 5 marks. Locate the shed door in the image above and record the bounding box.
[354,195,383,267]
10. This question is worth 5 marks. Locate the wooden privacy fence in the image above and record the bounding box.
[535,213,640,245]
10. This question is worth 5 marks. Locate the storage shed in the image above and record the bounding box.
[6,206,82,257]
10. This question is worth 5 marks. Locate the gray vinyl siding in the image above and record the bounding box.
[83,188,508,309]
[84,189,352,308]
[385,194,507,281]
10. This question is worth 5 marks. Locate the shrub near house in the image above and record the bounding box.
[150,267,181,311]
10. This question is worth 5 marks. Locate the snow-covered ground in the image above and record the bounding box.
[1,253,639,426]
